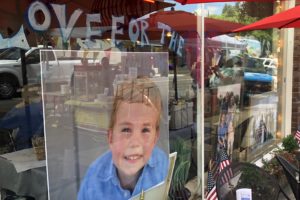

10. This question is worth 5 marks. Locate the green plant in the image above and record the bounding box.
[282,135,298,153]
[240,166,263,188]
[169,137,191,199]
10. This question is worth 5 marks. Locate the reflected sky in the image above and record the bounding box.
[165,1,236,16]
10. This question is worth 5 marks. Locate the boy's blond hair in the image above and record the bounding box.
[109,77,162,131]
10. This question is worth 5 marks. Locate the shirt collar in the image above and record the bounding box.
[98,156,119,185]
[147,147,159,168]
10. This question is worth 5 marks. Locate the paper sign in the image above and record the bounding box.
[236,188,252,200]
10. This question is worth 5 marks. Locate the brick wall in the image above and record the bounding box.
[292,27,300,132]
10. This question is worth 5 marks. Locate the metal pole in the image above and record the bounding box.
[173,51,178,101]
[21,49,27,86]
[196,3,205,199]
[21,49,33,138]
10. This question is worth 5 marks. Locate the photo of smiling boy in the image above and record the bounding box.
[78,78,169,200]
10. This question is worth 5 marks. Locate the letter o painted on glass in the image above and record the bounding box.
[27,1,51,31]
[129,19,139,43]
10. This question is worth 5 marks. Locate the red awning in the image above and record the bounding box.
[233,5,300,32]
[205,18,244,37]
[148,10,244,38]
[175,0,277,4]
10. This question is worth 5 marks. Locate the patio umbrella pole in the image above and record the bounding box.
[173,51,178,101]
[21,49,27,86]
[21,49,33,137]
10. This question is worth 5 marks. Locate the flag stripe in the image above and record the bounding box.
[206,168,218,200]
[207,186,217,200]
[295,130,300,144]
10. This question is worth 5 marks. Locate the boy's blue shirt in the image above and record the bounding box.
[78,146,169,200]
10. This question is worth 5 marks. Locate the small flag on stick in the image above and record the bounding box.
[206,166,218,200]
[219,149,233,185]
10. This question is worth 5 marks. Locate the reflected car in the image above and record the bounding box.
[259,57,277,68]
[0,47,84,99]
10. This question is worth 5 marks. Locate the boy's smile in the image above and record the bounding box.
[124,154,143,163]
[108,101,159,186]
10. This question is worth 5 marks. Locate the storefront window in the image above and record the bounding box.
[202,2,291,197]
[0,1,296,199]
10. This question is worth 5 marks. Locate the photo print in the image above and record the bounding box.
[41,50,169,199]
[216,84,241,160]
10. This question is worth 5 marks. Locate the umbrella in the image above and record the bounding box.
[233,5,300,32]
[175,0,276,4]
[148,10,244,38]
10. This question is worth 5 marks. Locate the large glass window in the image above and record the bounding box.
[0,1,295,200]
[211,1,282,157]
[202,1,289,197]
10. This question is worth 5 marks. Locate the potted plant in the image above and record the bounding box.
[280,135,299,165]
[282,135,298,152]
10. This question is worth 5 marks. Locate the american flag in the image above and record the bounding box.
[294,129,300,145]
[206,170,218,200]
[219,149,233,185]
[211,160,219,181]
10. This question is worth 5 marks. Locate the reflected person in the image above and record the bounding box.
[100,57,114,95]
[78,77,169,199]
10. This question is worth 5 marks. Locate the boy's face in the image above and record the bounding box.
[108,101,159,179]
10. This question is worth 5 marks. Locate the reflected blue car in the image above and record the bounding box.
[244,72,273,82]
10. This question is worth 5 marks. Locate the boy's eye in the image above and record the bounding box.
[121,128,131,133]
[142,127,150,133]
